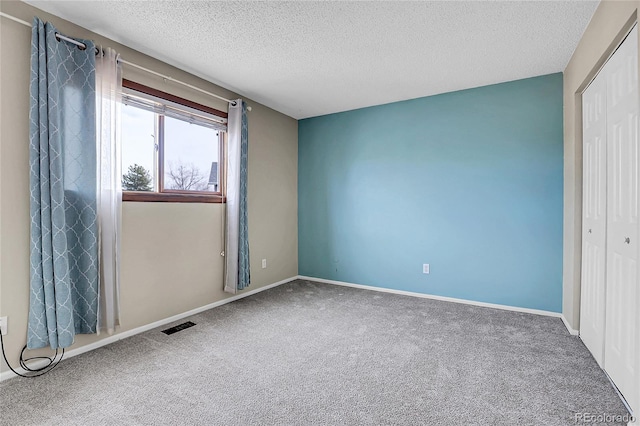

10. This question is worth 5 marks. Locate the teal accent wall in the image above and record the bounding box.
[298,73,563,312]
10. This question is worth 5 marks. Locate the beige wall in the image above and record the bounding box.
[0,0,298,372]
[563,0,638,329]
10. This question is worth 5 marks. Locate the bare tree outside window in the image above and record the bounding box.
[165,161,209,191]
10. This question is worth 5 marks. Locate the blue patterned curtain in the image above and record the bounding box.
[238,102,250,289]
[224,100,250,293]
[28,18,98,349]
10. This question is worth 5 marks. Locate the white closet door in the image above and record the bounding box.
[580,69,608,368]
[604,25,639,412]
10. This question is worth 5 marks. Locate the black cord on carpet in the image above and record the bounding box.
[0,332,64,378]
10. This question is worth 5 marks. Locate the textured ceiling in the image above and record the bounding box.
[25,1,599,119]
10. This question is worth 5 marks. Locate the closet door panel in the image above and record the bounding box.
[580,69,608,368]
[604,26,639,413]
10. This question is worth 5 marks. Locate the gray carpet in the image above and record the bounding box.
[0,279,630,425]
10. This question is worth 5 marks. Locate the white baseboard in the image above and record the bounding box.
[298,275,563,318]
[561,314,580,336]
[0,276,297,382]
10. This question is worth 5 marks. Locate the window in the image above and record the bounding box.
[121,80,227,203]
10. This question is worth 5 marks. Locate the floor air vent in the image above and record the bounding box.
[161,321,196,335]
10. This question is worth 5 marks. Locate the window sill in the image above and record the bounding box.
[122,191,225,203]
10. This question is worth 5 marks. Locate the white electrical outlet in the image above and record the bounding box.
[262,259,267,269]
[423,264,430,274]
[0,316,7,336]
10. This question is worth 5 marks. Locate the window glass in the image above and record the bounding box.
[163,116,220,192]
[120,82,226,202]
[121,104,156,191]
